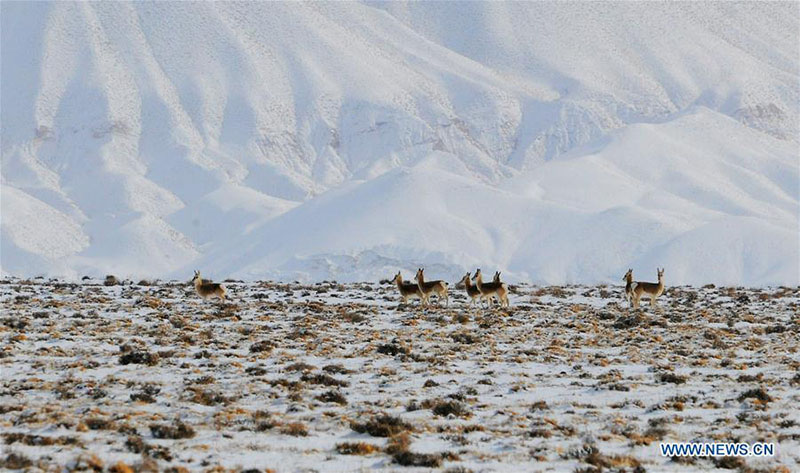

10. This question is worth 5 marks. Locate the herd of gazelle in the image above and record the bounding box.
[623,268,665,309]
[391,268,509,308]
[192,267,665,310]
[392,267,663,309]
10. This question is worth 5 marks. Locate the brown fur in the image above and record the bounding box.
[391,271,424,305]
[191,270,226,301]
[632,268,664,309]
[414,268,449,307]
[458,272,482,307]
[492,271,509,307]
[473,269,509,308]
[622,269,634,308]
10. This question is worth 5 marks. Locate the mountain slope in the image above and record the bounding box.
[193,107,798,285]
[1,1,798,284]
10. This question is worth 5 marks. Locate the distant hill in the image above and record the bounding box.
[1,1,797,284]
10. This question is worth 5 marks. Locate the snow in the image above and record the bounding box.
[0,278,798,471]
[1,2,798,284]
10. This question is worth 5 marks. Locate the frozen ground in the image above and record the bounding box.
[2,2,798,284]
[1,277,798,472]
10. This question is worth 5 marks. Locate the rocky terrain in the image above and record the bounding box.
[1,278,798,472]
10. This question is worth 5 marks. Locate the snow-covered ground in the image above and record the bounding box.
[1,2,798,285]
[1,278,798,472]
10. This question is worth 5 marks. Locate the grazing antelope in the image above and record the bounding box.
[631,268,665,309]
[390,271,424,305]
[191,270,226,301]
[414,268,449,307]
[473,268,509,308]
[622,268,634,308]
[457,272,483,307]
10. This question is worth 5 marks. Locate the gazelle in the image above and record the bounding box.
[631,268,665,309]
[493,271,510,307]
[390,271,424,305]
[191,270,226,301]
[622,268,634,308]
[414,268,449,307]
[457,272,483,307]
[492,271,511,307]
[473,268,509,308]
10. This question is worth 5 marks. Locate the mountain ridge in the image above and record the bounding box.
[1,1,798,284]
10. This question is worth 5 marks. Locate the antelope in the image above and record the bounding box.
[492,271,510,307]
[493,271,500,283]
[473,268,509,308]
[631,268,665,309]
[622,268,634,308]
[390,271,424,305]
[414,268,449,307]
[191,270,226,301]
[457,272,483,307]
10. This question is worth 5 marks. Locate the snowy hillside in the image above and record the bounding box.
[1,1,798,284]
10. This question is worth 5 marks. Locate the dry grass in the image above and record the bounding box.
[1,279,796,471]
[336,442,381,455]
[280,422,308,437]
[350,414,413,437]
[149,421,196,439]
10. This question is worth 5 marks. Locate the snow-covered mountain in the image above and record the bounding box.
[2,1,798,285]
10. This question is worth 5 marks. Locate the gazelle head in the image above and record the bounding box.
[623,268,632,282]
[414,268,424,282]
[493,271,501,283]
[657,268,664,280]
[192,270,201,283]
[391,271,402,284]
[472,268,482,281]
[458,272,471,286]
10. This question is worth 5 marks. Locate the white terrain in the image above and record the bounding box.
[0,278,799,472]
[1,2,798,285]
[2,4,800,472]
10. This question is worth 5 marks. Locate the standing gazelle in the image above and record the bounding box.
[191,270,226,301]
[414,268,449,307]
[631,268,665,309]
[492,271,510,307]
[473,268,509,308]
[391,271,424,306]
[457,272,483,307]
[622,269,634,308]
